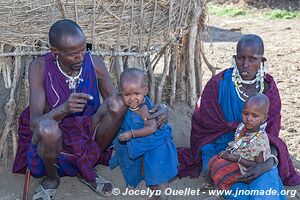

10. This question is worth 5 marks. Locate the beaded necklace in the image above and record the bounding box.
[226,122,267,153]
[56,59,84,92]
[232,65,265,102]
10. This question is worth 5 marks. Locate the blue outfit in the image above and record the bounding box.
[201,69,286,200]
[110,96,178,187]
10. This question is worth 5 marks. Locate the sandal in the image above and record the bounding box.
[32,185,57,200]
[77,173,113,197]
[200,182,213,191]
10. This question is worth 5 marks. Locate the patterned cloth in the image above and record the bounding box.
[233,129,271,174]
[177,68,300,186]
[12,52,111,183]
[110,96,178,187]
[207,155,241,190]
[207,129,271,190]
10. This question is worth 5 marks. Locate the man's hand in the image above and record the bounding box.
[118,131,132,141]
[64,93,93,113]
[147,104,168,129]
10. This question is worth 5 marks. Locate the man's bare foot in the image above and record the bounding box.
[40,175,60,189]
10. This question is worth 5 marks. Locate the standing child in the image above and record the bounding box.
[109,68,178,198]
[204,93,277,191]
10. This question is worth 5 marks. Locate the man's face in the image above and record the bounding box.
[55,34,86,73]
[235,43,263,80]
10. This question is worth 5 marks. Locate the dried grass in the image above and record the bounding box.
[0,0,204,53]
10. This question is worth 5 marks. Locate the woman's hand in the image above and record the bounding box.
[147,104,168,129]
[236,158,273,183]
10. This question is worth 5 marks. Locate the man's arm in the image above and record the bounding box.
[92,55,117,99]
[29,57,50,131]
[29,57,91,132]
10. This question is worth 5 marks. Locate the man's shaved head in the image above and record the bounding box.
[49,19,85,49]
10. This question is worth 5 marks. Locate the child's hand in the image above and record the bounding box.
[218,150,230,158]
[219,151,239,162]
[118,131,133,141]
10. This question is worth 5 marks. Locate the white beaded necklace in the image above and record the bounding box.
[56,59,84,92]
[232,64,265,102]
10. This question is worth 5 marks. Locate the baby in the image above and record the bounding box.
[109,68,178,198]
[205,93,273,190]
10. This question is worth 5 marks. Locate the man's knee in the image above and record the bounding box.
[107,94,126,114]
[37,119,61,144]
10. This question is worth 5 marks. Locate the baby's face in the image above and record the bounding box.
[120,80,147,109]
[242,102,267,131]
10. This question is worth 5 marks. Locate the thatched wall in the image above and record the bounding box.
[0,0,212,163]
[0,0,194,51]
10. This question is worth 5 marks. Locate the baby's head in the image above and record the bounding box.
[242,93,270,131]
[120,68,148,109]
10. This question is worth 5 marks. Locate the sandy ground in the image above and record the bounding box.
[1,7,300,200]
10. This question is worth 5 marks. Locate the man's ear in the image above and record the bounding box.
[144,87,148,95]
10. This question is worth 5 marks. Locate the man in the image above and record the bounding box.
[12,19,167,199]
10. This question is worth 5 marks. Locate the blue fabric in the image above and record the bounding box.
[200,69,285,199]
[27,143,79,178]
[201,68,241,175]
[71,51,100,117]
[109,96,178,187]
[225,168,286,200]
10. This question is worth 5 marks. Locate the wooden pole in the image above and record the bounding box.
[0,50,21,161]
[187,0,201,107]
[168,46,177,106]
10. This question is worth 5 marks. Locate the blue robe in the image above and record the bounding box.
[110,96,178,187]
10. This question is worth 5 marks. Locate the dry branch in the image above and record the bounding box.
[0,50,21,162]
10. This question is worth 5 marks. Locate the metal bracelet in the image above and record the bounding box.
[270,154,279,169]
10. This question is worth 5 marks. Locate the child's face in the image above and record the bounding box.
[121,80,147,109]
[242,102,267,131]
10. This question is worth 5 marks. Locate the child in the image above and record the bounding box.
[109,68,178,197]
[204,93,274,190]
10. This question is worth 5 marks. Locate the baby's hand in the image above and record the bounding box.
[219,151,239,162]
[118,131,133,141]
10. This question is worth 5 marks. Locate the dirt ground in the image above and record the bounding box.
[1,4,300,200]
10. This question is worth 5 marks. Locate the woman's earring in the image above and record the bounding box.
[231,57,237,68]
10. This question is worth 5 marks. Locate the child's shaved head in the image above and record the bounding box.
[246,93,270,115]
[120,68,145,89]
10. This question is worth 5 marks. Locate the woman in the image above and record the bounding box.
[178,34,300,199]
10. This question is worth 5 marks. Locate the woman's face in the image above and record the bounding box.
[235,43,263,80]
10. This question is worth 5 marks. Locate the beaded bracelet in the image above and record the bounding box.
[270,154,279,169]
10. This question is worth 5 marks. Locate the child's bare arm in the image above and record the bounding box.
[131,105,157,137]
[118,105,157,141]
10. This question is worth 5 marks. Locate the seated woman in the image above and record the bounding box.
[178,34,300,199]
